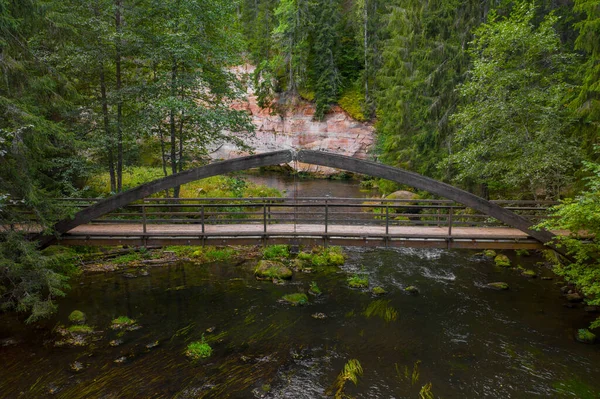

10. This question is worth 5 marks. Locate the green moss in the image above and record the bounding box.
[486,282,509,290]
[515,249,530,256]
[281,293,308,306]
[111,316,136,329]
[262,245,290,260]
[521,269,537,278]
[255,260,292,280]
[576,329,596,344]
[483,250,497,258]
[372,286,387,295]
[309,281,322,296]
[348,274,369,289]
[67,324,94,334]
[405,286,419,294]
[494,254,511,267]
[68,310,86,324]
[186,337,212,359]
[338,88,367,121]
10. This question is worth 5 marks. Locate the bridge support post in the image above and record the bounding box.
[325,199,328,234]
[142,200,147,234]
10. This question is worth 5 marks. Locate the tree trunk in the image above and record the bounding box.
[99,66,116,193]
[169,58,180,198]
[115,0,123,192]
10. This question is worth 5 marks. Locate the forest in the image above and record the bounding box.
[0,0,599,323]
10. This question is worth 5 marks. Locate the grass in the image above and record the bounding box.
[330,359,363,398]
[296,246,346,269]
[192,246,237,262]
[67,324,94,334]
[186,336,212,360]
[113,252,142,264]
[348,274,369,289]
[262,245,290,260]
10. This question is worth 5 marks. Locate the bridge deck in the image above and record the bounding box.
[56,223,554,249]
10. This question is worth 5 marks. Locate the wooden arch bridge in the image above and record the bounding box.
[35,150,561,251]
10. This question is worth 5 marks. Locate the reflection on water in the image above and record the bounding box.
[1,248,599,398]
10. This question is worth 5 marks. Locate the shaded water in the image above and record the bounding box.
[1,249,600,398]
[1,176,599,398]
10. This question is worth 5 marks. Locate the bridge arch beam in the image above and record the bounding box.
[38,149,557,250]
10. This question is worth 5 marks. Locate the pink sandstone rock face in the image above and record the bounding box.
[210,65,375,176]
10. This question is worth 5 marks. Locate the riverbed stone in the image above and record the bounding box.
[311,312,327,319]
[566,293,584,303]
[255,260,292,280]
[494,254,511,267]
[487,282,509,290]
[68,310,86,324]
[69,361,85,372]
[280,293,308,306]
[576,329,596,344]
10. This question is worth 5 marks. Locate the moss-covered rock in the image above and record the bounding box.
[486,282,509,290]
[576,329,596,344]
[309,282,322,296]
[494,254,511,267]
[372,286,387,296]
[281,293,308,306]
[68,310,86,324]
[566,293,584,303]
[405,286,419,294]
[254,260,292,280]
[515,249,530,256]
[110,316,137,330]
[348,274,369,289]
[483,250,497,258]
[521,269,537,278]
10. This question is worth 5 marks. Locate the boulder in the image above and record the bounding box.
[255,260,292,280]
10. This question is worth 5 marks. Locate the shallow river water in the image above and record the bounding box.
[1,176,599,398]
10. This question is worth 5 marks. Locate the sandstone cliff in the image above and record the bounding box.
[209,65,375,175]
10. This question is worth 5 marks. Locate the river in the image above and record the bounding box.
[0,175,598,398]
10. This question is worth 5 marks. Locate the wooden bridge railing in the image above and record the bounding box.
[28,197,557,234]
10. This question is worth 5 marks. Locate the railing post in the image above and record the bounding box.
[263,202,267,233]
[386,204,389,235]
[325,199,328,234]
[448,205,453,237]
[142,200,147,234]
[201,204,205,234]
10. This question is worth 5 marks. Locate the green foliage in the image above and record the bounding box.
[281,293,308,306]
[572,0,600,133]
[377,0,483,178]
[339,87,367,121]
[186,336,212,359]
[448,2,580,198]
[348,274,369,288]
[0,232,73,323]
[262,245,290,260]
[537,159,600,327]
